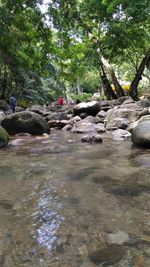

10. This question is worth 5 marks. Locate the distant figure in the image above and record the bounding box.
[10,95,16,113]
[67,99,73,106]
[57,96,64,106]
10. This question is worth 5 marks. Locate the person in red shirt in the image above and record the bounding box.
[57,96,64,105]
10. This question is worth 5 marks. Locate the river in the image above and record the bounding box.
[0,131,150,267]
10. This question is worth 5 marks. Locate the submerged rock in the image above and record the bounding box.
[107,231,129,245]
[81,134,102,143]
[89,244,126,266]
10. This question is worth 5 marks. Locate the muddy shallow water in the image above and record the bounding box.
[0,131,150,267]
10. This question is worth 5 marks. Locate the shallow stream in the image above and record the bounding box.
[0,131,150,267]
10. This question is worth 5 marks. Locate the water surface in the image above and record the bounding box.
[0,131,150,267]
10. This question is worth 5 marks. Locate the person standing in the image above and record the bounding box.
[10,95,16,113]
[57,96,64,106]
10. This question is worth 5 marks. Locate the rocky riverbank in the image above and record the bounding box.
[0,96,150,148]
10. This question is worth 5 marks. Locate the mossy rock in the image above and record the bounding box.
[0,126,9,148]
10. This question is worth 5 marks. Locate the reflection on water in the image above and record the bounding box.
[37,193,64,252]
[0,131,150,267]
[37,209,64,252]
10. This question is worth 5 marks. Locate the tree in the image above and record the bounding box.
[48,0,150,100]
[0,0,52,101]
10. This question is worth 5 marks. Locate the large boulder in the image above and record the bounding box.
[131,115,150,147]
[105,104,140,127]
[73,101,100,116]
[0,126,9,148]
[71,118,105,133]
[0,112,6,124]
[1,111,50,135]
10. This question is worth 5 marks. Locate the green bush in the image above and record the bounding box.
[70,93,92,103]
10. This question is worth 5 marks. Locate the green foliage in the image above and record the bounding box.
[70,93,92,103]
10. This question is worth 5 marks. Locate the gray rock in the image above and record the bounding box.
[113,129,131,140]
[106,106,139,125]
[0,112,5,124]
[0,126,9,148]
[97,110,107,119]
[72,119,104,133]
[62,124,72,131]
[48,120,68,129]
[140,98,150,108]
[106,118,130,130]
[108,231,129,245]
[81,134,102,143]
[73,101,100,116]
[1,111,50,135]
[131,115,150,147]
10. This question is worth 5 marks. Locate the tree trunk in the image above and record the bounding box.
[99,62,117,100]
[101,58,125,98]
[109,67,125,98]
[129,48,150,100]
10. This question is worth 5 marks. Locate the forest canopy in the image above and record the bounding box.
[0,0,150,104]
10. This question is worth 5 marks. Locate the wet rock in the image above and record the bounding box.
[97,110,107,119]
[127,120,139,133]
[10,138,24,146]
[0,112,5,124]
[72,119,105,134]
[94,123,106,133]
[73,101,100,117]
[140,98,150,108]
[0,125,9,148]
[94,116,103,123]
[81,134,102,143]
[89,244,126,266]
[0,200,13,209]
[106,118,130,130]
[62,124,72,131]
[106,105,140,126]
[131,115,150,147]
[113,129,131,140]
[71,119,96,133]
[1,111,50,135]
[107,231,129,245]
[138,108,150,118]
[108,182,150,197]
[48,120,68,129]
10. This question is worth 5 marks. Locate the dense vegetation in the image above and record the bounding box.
[0,0,150,104]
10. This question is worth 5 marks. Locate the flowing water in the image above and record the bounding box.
[0,131,150,267]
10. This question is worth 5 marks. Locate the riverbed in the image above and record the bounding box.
[0,131,150,267]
